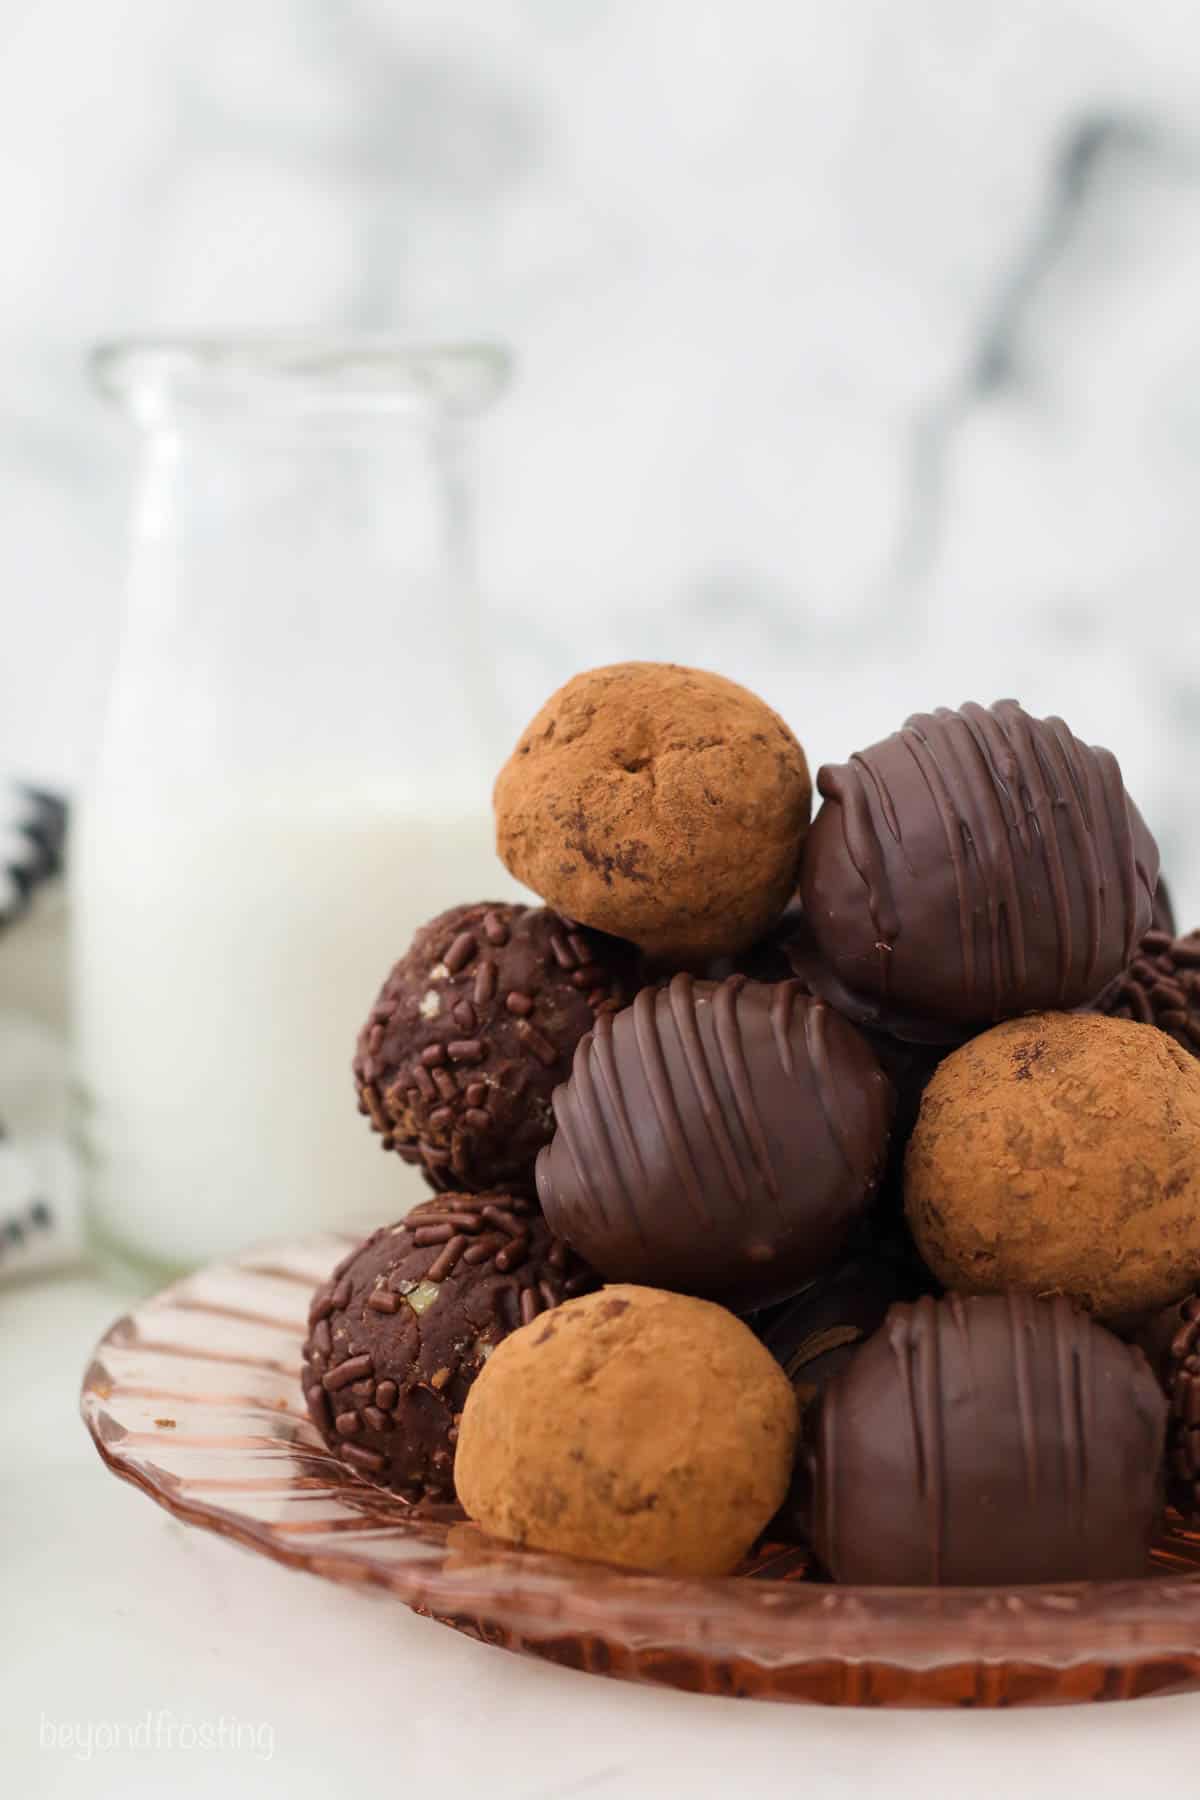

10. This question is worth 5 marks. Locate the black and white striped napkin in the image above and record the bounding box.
[0,781,82,1283]
[0,783,67,933]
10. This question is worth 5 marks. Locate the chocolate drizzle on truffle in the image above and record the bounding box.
[812,1292,1166,1586]
[537,974,894,1309]
[801,701,1159,1031]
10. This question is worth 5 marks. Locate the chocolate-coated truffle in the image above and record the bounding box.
[355,902,638,1193]
[302,1195,597,1499]
[905,1012,1200,1322]
[537,974,895,1310]
[494,663,812,965]
[455,1285,798,1575]
[800,700,1159,1035]
[1090,926,1200,1055]
[812,1293,1166,1586]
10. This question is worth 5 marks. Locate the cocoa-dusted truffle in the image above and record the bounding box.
[811,1293,1166,1586]
[494,663,812,965]
[1089,926,1200,1056]
[355,902,638,1193]
[455,1285,798,1575]
[537,975,895,1311]
[799,700,1159,1035]
[302,1195,597,1499]
[906,1012,1200,1322]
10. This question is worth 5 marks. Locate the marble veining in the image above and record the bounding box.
[4,0,1200,915]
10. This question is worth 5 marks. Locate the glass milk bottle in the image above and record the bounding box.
[75,339,519,1277]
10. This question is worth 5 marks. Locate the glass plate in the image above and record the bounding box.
[80,1235,1200,1708]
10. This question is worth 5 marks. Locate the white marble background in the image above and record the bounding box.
[6,0,1200,911]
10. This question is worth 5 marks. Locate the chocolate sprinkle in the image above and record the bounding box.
[443,932,478,974]
[322,1354,373,1392]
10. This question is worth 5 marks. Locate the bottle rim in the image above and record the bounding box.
[90,335,512,425]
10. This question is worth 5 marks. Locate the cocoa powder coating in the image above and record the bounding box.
[493,663,812,964]
[905,1011,1200,1322]
[455,1284,798,1576]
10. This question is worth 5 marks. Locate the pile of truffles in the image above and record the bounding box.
[304,662,1200,1587]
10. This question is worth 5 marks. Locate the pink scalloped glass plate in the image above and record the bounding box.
[81,1235,1200,1707]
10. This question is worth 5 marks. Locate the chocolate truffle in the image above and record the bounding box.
[812,1293,1166,1586]
[905,1012,1200,1322]
[1139,1291,1200,1519]
[302,1194,597,1499]
[799,700,1159,1035]
[1089,926,1200,1056]
[494,663,812,965]
[455,1285,798,1575]
[355,902,638,1193]
[537,974,895,1310]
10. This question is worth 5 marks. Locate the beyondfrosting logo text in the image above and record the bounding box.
[39,1711,275,1763]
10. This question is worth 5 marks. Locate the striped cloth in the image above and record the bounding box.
[0,784,67,932]
[0,781,80,1280]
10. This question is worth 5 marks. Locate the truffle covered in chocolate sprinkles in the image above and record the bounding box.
[799,700,1159,1035]
[811,1293,1166,1586]
[302,1194,598,1499]
[537,974,895,1310]
[1089,927,1200,1056]
[1137,1289,1200,1520]
[355,902,639,1193]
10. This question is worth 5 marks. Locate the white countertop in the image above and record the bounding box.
[5,1269,1200,1800]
